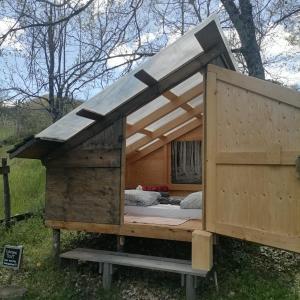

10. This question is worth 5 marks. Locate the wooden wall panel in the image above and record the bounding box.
[125,126,203,194]
[45,168,121,224]
[205,65,300,253]
[45,119,124,224]
[126,147,166,188]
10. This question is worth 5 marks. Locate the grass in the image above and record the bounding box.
[0,218,299,299]
[0,146,45,219]
[0,142,299,299]
[0,127,15,142]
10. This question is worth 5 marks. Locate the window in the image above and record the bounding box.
[171,140,202,184]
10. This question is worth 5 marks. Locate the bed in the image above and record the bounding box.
[124,204,202,220]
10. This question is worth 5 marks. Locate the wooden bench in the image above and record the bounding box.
[60,248,208,300]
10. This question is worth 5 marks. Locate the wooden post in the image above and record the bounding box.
[185,275,197,300]
[1,158,11,229]
[102,263,112,289]
[116,235,125,252]
[53,229,61,261]
[192,230,213,271]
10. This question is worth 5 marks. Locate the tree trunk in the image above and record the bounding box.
[221,0,265,79]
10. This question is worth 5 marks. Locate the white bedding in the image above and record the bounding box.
[124,204,202,220]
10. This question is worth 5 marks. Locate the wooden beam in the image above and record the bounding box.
[45,45,224,162]
[76,108,104,121]
[180,103,193,112]
[192,230,213,271]
[163,90,194,112]
[126,83,204,138]
[162,90,178,101]
[134,70,158,86]
[126,105,203,154]
[139,128,153,137]
[127,118,202,163]
[45,219,203,242]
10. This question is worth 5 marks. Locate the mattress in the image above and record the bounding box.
[124,204,202,220]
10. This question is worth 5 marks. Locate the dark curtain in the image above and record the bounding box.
[171,141,202,184]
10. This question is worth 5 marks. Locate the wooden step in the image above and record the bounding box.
[60,248,207,276]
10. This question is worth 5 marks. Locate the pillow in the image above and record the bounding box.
[125,190,160,206]
[180,192,202,209]
[142,185,169,192]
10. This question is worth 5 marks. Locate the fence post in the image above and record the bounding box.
[1,158,11,229]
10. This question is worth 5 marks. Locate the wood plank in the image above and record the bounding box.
[126,105,203,154]
[201,72,207,228]
[126,83,204,138]
[134,70,158,86]
[163,90,195,112]
[205,68,300,254]
[216,146,281,165]
[46,149,121,168]
[163,90,177,101]
[213,222,300,253]
[216,150,299,166]
[127,119,202,163]
[207,64,300,110]
[180,103,193,112]
[167,184,202,191]
[139,128,153,137]
[45,219,203,242]
[281,151,299,165]
[60,248,207,276]
[192,230,213,271]
[119,118,126,225]
[45,167,121,224]
[204,70,217,232]
[76,108,104,121]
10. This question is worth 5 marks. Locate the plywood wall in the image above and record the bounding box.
[205,64,300,253]
[126,126,203,195]
[45,119,125,224]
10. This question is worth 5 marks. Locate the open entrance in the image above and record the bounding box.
[123,73,204,232]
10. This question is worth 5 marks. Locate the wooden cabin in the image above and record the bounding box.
[9,15,300,274]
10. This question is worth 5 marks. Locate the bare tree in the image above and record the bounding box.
[0,0,151,122]
[220,0,265,79]
[148,0,300,82]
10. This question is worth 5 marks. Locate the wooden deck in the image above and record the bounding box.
[46,218,203,242]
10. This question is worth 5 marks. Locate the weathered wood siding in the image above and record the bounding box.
[45,119,124,224]
[205,64,300,253]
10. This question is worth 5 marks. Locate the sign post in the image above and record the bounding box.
[0,245,26,298]
[2,245,23,270]
[1,158,11,229]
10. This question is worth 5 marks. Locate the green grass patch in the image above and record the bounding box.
[0,146,45,219]
[0,127,15,142]
[0,218,299,300]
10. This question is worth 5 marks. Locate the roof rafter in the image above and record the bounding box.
[126,105,203,154]
[43,44,225,162]
[127,118,202,163]
[126,83,204,138]
[163,90,194,112]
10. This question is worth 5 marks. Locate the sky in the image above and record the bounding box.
[0,10,299,103]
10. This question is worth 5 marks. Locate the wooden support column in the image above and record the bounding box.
[1,158,11,229]
[102,263,112,289]
[185,275,197,300]
[53,229,61,261]
[192,230,213,271]
[116,236,125,252]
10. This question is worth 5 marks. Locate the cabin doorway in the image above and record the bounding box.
[123,74,204,233]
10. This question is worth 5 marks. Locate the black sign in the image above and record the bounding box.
[2,245,23,270]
